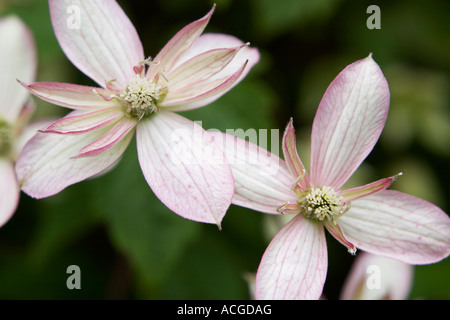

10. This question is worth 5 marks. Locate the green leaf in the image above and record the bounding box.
[159,223,252,299]
[26,187,100,269]
[250,0,342,39]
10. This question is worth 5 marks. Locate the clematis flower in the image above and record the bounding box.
[340,252,413,300]
[0,16,37,228]
[16,1,259,226]
[211,55,450,299]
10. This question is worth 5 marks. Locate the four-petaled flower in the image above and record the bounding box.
[16,1,259,226]
[0,16,37,228]
[212,55,450,299]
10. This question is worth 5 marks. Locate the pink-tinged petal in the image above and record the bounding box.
[16,119,133,199]
[338,190,450,264]
[160,61,248,112]
[12,118,55,160]
[49,0,144,88]
[43,107,124,134]
[167,46,246,92]
[147,6,215,78]
[0,16,36,123]
[208,132,296,214]
[340,173,402,203]
[0,159,20,228]
[174,33,260,83]
[136,111,234,226]
[255,215,327,300]
[159,33,260,112]
[310,55,390,189]
[340,252,413,300]
[21,81,120,110]
[74,117,137,157]
[282,118,310,190]
[324,222,356,254]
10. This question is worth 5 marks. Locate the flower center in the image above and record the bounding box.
[119,75,167,119]
[298,186,344,223]
[0,118,13,157]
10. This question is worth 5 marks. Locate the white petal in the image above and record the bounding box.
[310,55,390,189]
[338,190,450,264]
[0,159,20,227]
[22,81,120,110]
[0,16,36,123]
[255,215,327,299]
[136,112,234,226]
[147,6,215,78]
[16,115,133,198]
[49,0,144,88]
[340,252,413,300]
[209,132,296,214]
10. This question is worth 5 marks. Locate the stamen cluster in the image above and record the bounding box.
[298,186,344,223]
[119,75,167,118]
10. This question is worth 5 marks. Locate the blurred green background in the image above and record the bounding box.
[0,0,449,299]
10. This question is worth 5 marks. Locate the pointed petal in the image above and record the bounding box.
[340,173,403,203]
[16,119,133,199]
[0,16,36,123]
[173,33,260,83]
[282,118,310,189]
[310,55,390,189]
[255,215,327,300]
[43,107,124,134]
[159,33,260,112]
[208,132,296,214]
[160,61,248,111]
[21,81,120,110]
[167,46,245,92]
[136,112,234,226]
[340,252,413,300]
[147,6,215,78]
[338,190,450,264]
[74,117,137,157]
[49,0,144,88]
[324,222,356,254]
[0,159,20,228]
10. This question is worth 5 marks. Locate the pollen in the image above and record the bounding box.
[119,75,167,119]
[0,118,13,157]
[298,186,345,223]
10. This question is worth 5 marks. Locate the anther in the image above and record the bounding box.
[298,186,344,223]
[119,75,167,119]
